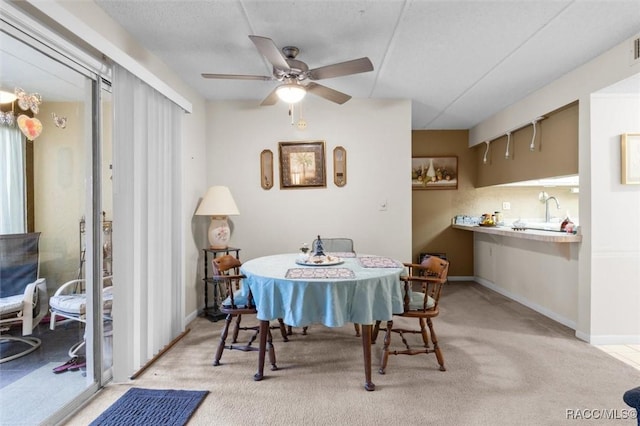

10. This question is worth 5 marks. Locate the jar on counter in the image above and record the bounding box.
[494,211,504,226]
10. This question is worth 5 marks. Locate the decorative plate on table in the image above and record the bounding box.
[295,255,344,266]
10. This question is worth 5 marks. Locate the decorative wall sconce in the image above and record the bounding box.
[529,117,544,151]
[260,149,274,189]
[482,141,490,164]
[505,132,511,159]
[333,146,347,186]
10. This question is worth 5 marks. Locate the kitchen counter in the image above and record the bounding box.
[454,223,580,330]
[452,224,582,243]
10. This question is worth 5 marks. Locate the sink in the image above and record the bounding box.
[523,222,562,232]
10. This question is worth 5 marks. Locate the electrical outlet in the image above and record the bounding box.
[502,201,511,210]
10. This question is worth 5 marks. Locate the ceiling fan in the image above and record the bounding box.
[201,35,374,106]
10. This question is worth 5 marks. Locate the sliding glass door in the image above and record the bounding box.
[0,20,111,424]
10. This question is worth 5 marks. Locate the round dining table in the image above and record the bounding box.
[240,253,404,391]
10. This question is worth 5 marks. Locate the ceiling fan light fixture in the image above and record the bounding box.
[276,83,306,104]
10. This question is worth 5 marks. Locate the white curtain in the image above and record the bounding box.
[112,65,183,381]
[0,127,26,234]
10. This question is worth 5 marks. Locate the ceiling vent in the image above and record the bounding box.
[632,37,640,64]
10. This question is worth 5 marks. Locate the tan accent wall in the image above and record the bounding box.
[412,130,475,276]
[474,102,578,187]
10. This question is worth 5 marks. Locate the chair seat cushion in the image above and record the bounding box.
[0,294,24,315]
[406,291,435,311]
[50,287,113,315]
[221,290,251,309]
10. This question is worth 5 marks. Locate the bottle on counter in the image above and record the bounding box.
[494,211,503,226]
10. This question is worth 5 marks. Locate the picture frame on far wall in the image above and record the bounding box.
[621,133,640,185]
[412,156,458,190]
[278,141,326,189]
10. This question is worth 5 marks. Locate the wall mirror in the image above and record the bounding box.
[333,146,347,187]
[260,149,274,189]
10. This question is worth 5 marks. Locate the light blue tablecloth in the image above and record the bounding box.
[240,254,404,327]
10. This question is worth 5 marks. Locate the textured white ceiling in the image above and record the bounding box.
[3,1,640,130]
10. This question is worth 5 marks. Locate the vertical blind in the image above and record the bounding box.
[112,64,183,381]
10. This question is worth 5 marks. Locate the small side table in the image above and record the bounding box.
[202,247,241,322]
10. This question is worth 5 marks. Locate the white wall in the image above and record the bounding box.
[35,102,85,290]
[202,98,412,264]
[474,234,579,329]
[589,92,640,343]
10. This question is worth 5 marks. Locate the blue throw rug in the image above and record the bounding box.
[89,387,209,426]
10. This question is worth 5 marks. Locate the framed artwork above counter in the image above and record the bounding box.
[412,156,458,190]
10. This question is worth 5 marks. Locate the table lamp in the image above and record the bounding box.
[195,186,240,249]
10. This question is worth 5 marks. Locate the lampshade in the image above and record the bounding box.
[195,186,240,249]
[195,186,240,217]
[276,83,306,104]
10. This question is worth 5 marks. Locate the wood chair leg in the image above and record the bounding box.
[378,320,392,374]
[276,318,289,342]
[213,314,232,366]
[372,320,382,343]
[419,317,430,347]
[286,325,308,336]
[266,329,277,371]
[232,313,242,343]
[427,318,445,371]
[354,323,361,337]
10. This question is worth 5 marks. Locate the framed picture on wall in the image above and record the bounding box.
[621,133,640,185]
[278,141,326,189]
[412,156,458,190]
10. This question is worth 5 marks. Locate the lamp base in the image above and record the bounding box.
[208,216,230,249]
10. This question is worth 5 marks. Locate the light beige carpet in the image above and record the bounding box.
[64,282,640,426]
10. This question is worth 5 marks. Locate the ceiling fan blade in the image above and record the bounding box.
[249,35,291,72]
[305,82,352,105]
[201,73,272,81]
[260,88,279,106]
[308,57,373,80]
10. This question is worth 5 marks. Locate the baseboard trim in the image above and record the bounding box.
[580,333,640,345]
[474,276,577,331]
[448,275,475,281]
[185,309,198,325]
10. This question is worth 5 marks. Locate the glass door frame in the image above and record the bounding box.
[1,8,112,425]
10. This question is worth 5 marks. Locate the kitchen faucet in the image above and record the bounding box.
[545,196,560,222]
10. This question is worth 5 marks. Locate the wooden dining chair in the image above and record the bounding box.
[212,255,280,370]
[374,254,450,374]
[311,237,355,255]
